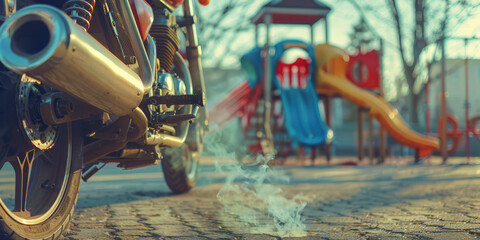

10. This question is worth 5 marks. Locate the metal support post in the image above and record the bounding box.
[378,39,386,163]
[357,107,364,161]
[368,116,374,164]
[255,24,259,47]
[426,63,431,135]
[262,14,274,156]
[324,16,329,43]
[440,37,448,163]
[464,38,470,164]
[324,95,332,162]
[310,24,315,46]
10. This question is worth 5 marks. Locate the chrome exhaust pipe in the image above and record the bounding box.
[0,5,144,116]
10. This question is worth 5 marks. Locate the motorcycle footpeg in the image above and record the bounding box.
[151,113,196,124]
[144,92,205,107]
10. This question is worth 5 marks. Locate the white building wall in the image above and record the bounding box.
[428,59,480,128]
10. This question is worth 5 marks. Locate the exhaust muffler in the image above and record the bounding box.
[0,5,144,116]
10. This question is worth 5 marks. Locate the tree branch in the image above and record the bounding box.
[387,0,414,91]
[412,0,427,68]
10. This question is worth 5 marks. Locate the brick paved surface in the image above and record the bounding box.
[64,158,480,239]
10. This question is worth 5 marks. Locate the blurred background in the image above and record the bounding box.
[190,0,480,160]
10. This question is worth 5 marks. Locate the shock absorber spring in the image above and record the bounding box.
[63,0,96,31]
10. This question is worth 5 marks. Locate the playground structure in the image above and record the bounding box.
[425,37,480,163]
[209,0,480,163]
[210,0,334,161]
[314,45,440,159]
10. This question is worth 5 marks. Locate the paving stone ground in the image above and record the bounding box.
[63,157,480,239]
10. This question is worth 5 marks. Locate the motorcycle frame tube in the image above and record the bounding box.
[170,52,193,141]
[116,0,154,94]
[146,34,157,92]
[182,0,208,126]
[0,5,144,116]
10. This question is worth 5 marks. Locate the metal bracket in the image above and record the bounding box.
[40,92,102,125]
[186,45,202,58]
[176,15,196,27]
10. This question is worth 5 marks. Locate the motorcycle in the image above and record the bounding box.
[0,0,208,238]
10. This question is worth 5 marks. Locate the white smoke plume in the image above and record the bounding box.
[204,125,308,237]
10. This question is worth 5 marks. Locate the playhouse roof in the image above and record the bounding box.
[251,0,331,25]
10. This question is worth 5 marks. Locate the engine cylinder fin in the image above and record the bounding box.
[150,24,180,72]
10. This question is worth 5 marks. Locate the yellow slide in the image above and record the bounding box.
[315,44,439,157]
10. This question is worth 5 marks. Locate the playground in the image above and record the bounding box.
[208,0,480,165]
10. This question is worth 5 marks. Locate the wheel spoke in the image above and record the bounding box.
[11,149,36,215]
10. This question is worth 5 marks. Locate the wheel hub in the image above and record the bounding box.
[16,75,57,150]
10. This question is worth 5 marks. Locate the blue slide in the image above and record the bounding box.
[272,40,331,146]
[240,40,331,146]
[277,80,330,146]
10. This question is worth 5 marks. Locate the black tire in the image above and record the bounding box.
[0,123,82,240]
[0,73,82,239]
[162,145,199,194]
[0,171,81,240]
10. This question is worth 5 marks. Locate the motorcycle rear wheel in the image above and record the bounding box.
[0,124,82,240]
[0,73,82,240]
[162,144,199,194]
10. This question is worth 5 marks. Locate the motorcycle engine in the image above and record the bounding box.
[155,72,186,112]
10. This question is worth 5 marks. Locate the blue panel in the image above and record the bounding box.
[240,47,263,88]
[272,40,329,146]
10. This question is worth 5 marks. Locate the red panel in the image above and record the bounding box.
[276,58,310,89]
[163,0,184,9]
[208,82,253,128]
[346,50,380,90]
[129,0,154,41]
[271,13,323,25]
[241,84,263,136]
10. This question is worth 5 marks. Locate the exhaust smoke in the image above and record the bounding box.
[204,125,308,237]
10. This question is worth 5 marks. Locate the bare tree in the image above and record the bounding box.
[348,17,376,53]
[193,0,261,68]
[351,0,478,123]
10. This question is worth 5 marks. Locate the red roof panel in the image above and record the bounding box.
[252,0,331,25]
